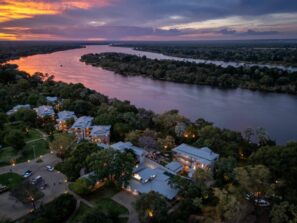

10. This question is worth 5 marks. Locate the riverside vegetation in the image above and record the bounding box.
[81,52,297,94]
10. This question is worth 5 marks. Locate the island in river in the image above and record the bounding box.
[80,52,297,94]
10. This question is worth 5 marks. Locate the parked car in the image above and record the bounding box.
[23,170,32,178]
[46,165,54,172]
[0,185,8,194]
[255,199,270,207]
[31,176,43,185]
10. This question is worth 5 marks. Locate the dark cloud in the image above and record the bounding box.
[0,0,297,40]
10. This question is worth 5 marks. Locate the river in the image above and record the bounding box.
[9,45,297,144]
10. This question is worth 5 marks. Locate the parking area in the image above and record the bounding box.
[0,154,68,220]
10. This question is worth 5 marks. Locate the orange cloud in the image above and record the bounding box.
[0,0,113,22]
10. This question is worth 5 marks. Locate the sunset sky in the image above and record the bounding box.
[0,0,297,40]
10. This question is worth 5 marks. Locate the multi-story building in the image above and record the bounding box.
[69,116,93,140]
[56,110,77,131]
[172,143,219,172]
[34,105,55,119]
[89,125,111,144]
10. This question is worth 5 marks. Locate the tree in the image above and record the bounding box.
[244,128,254,142]
[11,109,37,127]
[50,134,75,160]
[234,165,272,200]
[270,202,297,223]
[135,191,169,223]
[215,156,237,186]
[69,178,93,195]
[4,129,25,150]
[10,181,44,211]
[249,142,297,204]
[0,112,7,129]
[158,135,175,151]
[87,149,134,187]
[213,187,242,222]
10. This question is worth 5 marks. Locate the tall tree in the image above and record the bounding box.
[4,129,25,150]
[50,134,75,160]
[135,191,169,223]
[87,149,134,187]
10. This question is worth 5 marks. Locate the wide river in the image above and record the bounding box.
[9,45,297,144]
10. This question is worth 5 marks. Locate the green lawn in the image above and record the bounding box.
[68,203,91,223]
[17,139,49,163]
[0,147,18,166]
[25,129,43,142]
[83,185,128,215]
[0,172,23,189]
[84,185,121,203]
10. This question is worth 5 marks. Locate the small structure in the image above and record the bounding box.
[56,110,77,131]
[6,104,31,115]
[69,116,93,140]
[111,141,147,163]
[172,144,219,171]
[34,105,55,119]
[127,167,178,200]
[46,96,58,104]
[165,161,183,173]
[90,125,111,144]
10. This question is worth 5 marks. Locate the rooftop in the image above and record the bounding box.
[34,105,55,118]
[46,96,58,103]
[90,125,111,137]
[6,104,31,115]
[172,143,219,165]
[165,161,183,173]
[71,116,93,129]
[129,167,178,200]
[111,141,146,157]
[57,110,76,121]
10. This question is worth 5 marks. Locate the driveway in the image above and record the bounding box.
[0,153,68,220]
[112,191,140,223]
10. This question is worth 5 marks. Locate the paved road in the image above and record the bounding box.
[112,191,140,223]
[0,153,68,220]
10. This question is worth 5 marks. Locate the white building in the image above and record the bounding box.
[111,141,147,163]
[172,143,219,171]
[34,105,55,119]
[6,104,31,116]
[69,116,93,140]
[56,110,77,131]
[127,166,178,200]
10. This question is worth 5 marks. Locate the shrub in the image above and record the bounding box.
[69,178,93,195]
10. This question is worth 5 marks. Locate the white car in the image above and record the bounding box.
[255,199,270,207]
[46,165,54,172]
[23,170,32,178]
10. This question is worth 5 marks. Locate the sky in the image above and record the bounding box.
[0,0,297,41]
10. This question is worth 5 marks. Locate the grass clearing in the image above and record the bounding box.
[0,172,23,189]
[25,129,43,142]
[68,203,91,223]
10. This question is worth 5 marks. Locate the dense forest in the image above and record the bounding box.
[81,52,297,94]
[0,41,84,63]
[115,40,297,66]
[1,63,297,222]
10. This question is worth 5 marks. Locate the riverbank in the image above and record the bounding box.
[8,45,297,144]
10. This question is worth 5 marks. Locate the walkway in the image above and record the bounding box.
[112,191,140,223]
